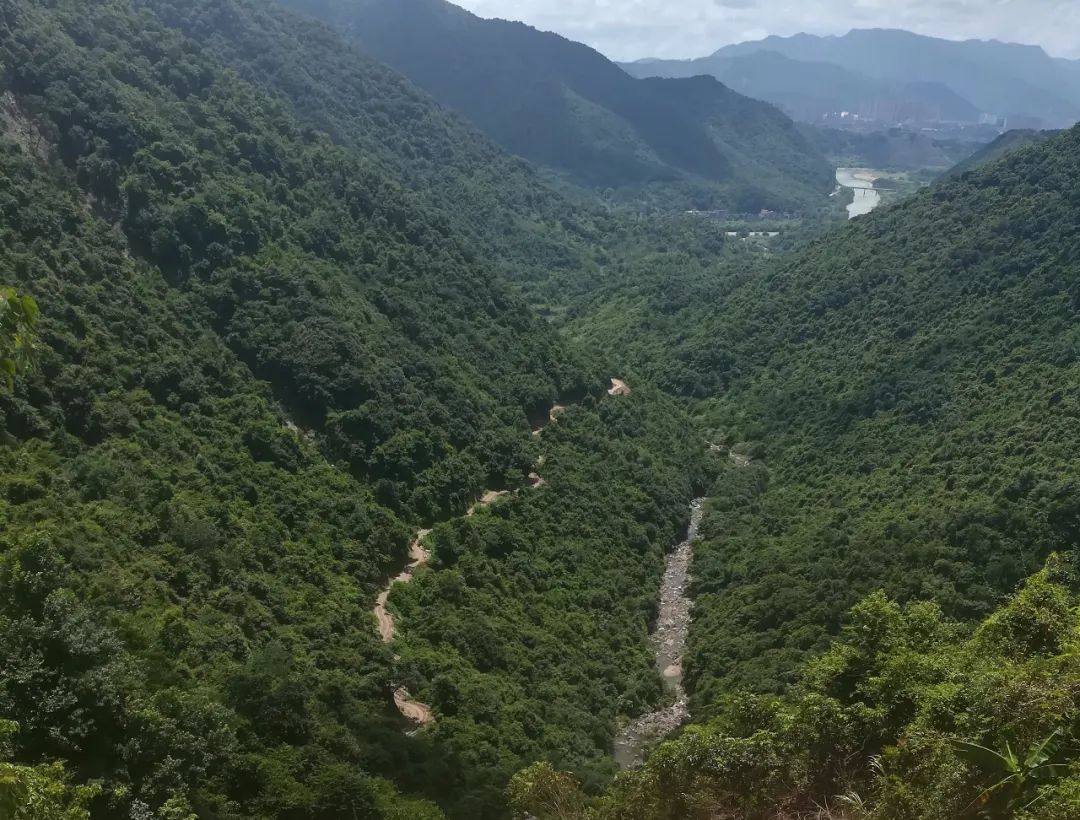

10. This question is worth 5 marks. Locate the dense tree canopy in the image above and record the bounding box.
[513,558,1080,819]
[553,125,1080,702]
[4,0,1080,818]
[0,0,713,817]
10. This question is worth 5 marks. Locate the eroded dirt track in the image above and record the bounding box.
[373,529,431,643]
[375,489,511,727]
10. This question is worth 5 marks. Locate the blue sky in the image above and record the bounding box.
[453,0,1080,61]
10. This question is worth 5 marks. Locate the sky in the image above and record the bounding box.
[452,0,1080,61]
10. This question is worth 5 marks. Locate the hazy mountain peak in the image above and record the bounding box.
[641,26,1080,128]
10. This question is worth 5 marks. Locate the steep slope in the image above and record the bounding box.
[706,30,1080,127]
[275,0,834,212]
[135,0,610,289]
[0,0,711,818]
[624,50,982,125]
[515,561,1080,819]
[505,121,1080,820]
[689,126,1080,696]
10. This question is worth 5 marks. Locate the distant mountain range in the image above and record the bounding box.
[624,29,1080,130]
[279,0,835,212]
[627,50,982,126]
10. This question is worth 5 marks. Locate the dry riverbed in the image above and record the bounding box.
[612,498,705,769]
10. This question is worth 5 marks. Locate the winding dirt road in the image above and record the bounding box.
[394,687,434,725]
[374,528,436,728]
[374,529,431,643]
[467,489,510,516]
[533,403,566,437]
[376,386,631,730]
[374,487,515,728]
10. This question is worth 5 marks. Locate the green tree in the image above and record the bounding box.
[507,762,589,820]
[0,288,37,389]
[0,721,99,820]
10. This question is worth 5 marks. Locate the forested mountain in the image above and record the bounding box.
[0,0,715,817]
[631,29,1080,128]
[7,0,1080,817]
[513,120,1080,820]
[566,124,1080,696]
[623,50,983,126]
[274,0,834,212]
[942,128,1062,178]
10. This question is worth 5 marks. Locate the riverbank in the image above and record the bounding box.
[836,167,882,218]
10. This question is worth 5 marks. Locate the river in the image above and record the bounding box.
[612,498,705,769]
[836,167,882,219]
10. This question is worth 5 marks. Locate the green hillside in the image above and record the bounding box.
[0,0,714,817]
[7,1,1080,818]
[688,126,1080,697]
[564,124,1080,697]
[572,122,1080,690]
[943,129,1062,178]
[277,0,834,212]
[509,120,1080,820]
[513,559,1080,819]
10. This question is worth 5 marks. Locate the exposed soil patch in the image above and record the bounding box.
[0,92,48,160]
[608,378,631,397]
[729,451,752,468]
[467,489,510,516]
[394,687,434,727]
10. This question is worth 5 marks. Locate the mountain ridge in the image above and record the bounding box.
[622,48,983,125]
[626,27,1080,128]
[278,0,834,211]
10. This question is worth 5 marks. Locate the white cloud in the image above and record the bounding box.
[452,0,1080,60]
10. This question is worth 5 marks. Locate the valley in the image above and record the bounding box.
[2,1,1080,820]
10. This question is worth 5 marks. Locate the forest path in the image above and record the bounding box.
[374,527,436,728]
[394,687,434,725]
[376,380,632,729]
[374,483,517,727]
[374,529,432,643]
[533,403,566,437]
